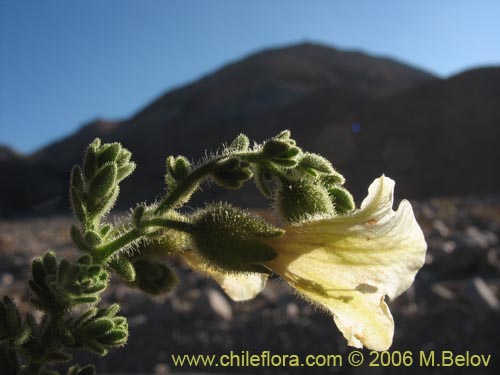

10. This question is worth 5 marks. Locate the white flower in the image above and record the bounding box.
[264,176,427,350]
[182,251,267,302]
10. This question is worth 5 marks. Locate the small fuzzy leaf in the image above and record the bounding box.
[116,148,132,166]
[254,165,273,198]
[42,251,58,274]
[84,230,102,248]
[116,163,136,182]
[83,318,114,337]
[89,163,117,199]
[299,153,334,174]
[98,143,120,164]
[31,258,46,287]
[83,144,98,180]
[70,187,87,224]
[229,133,250,151]
[328,185,355,214]
[71,165,85,191]
[109,257,136,282]
[173,156,191,179]
[71,225,90,252]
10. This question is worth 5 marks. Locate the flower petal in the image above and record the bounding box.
[182,251,267,302]
[266,176,427,350]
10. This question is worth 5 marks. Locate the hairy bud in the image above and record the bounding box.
[276,178,335,223]
[132,260,178,295]
[191,204,282,273]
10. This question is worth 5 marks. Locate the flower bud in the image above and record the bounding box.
[276,179,335,223]
[132,260,178,295]
[191,204,282,273]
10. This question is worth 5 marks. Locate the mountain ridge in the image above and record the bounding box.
[1,42,498,214]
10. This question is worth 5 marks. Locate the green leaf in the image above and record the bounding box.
[229,133,250,151]
[46,350,73,363]
[71,165,85,191]
[70,187,87,224]
[83,143,99,180]
[327,185,355,214]
[42,251,58,274]
[98,143,120,164]
[116,163,136,182]
[109,257,136,282]
[83,318,114,337]
[31,257,46,287]
[299,153,335,174]
[254,165,273,198]
[71,225,89,252]
[84,230,102,248]
[89,163,117,199]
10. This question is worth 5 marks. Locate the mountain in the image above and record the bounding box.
[2,42,498,214]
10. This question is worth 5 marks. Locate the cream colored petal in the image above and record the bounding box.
[266,176,427,350]
[181,251,267,302]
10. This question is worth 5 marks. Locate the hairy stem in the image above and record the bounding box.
[92,219,196,262]
[154,151,261,214]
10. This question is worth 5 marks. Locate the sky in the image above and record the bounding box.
[1,0,500,154]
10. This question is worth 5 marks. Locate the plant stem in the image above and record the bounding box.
[154,150,261,214]
[92,219,195,262]
[154,161,216,214]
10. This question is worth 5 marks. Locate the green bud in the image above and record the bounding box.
[229,133,250,151]
[276,179,335,223]
[262,139,301,168]
[174,156,191,179]
[211,158,253,189]
[191,204,281,272]
[133,260,178,295]
[166,155,191,181]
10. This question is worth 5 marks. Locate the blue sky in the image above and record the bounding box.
[1,0,500,154]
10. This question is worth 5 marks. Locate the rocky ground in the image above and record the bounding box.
[1,196,500,374]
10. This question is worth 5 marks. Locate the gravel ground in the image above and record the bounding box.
[1,196,500,375]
